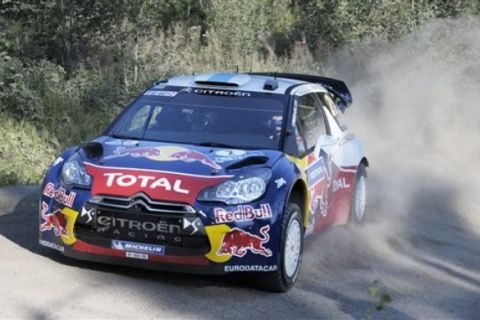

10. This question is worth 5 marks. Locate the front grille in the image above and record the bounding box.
[88,193,195,214]
[74,193,209,255]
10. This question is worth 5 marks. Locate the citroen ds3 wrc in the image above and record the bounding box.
[39,72,369,292]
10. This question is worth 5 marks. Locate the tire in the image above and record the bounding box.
[351,163,367,223]
[257,202,304,292]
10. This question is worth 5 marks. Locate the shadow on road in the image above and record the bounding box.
[0,187,329,319]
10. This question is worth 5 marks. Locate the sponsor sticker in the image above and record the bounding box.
[39,202,78,245]
[84,163,230,205]
[105,139,139,146]
[39,239,64,252]
[213,149,264,163]
[193,88,251,97]
[332,177,351,192]
[274,177,286,189]
[42,182,76,208]
[306,160,325,187]
[112,240,165,256]
[126,252,149,260]
[40,202,67,237]
[214,204,272,224]
[218,225,272,258]
[105,146,221,170]
[143,90,178,97]
[225,265,277,272]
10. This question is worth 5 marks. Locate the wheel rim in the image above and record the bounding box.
[355,176,367,221]
[284,214,301,278]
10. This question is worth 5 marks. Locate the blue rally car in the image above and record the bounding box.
[39,72,368,292]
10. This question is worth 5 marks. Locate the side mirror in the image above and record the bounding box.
[314,135,337,156]
[337,100,347,113]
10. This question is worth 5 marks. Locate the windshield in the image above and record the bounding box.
[107,88,287,149]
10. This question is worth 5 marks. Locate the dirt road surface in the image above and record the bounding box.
[0,182,478,319]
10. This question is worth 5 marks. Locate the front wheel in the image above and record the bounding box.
[257,202,304,292]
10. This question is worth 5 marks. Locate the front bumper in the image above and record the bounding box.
[39,183,285,274]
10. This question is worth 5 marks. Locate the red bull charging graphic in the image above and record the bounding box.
[40,202,67,236]
[104,146,221,170]
[218,225,272,258]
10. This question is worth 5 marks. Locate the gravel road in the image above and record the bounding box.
[0,179,478,319]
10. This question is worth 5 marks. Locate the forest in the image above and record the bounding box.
[0,0,479,185]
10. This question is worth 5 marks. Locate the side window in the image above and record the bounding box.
[320,93,348,130]
[296,93,326,150]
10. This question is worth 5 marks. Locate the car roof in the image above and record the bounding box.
[161,72,326,95]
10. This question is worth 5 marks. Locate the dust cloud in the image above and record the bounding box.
[303,17,480,275]
[340,17,480,232]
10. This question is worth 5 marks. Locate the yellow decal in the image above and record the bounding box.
[205,224,232,263]
[285,154,312,227]
[60,207,78,245]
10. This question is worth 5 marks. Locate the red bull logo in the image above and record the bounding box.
[214,204,272,223]
[218,225,272,258]
[171,150,221,170]
[40,202,68,237]
[42,183,76,208]
[104,146,221,170]
[105,147,161,160]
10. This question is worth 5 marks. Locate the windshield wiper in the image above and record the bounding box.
[198,142,247,149]
[109,133,143,141]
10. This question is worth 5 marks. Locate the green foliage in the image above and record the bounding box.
[0,116,56,186]
[0,0,478,185]
[368,279,392,310]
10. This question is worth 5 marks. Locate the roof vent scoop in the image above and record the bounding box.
[194,73,251,87]
[263,79,278,91]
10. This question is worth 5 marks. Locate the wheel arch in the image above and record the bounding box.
[286,179,309,227]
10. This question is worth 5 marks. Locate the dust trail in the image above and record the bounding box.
[302,17,480,276]
[336,17,480,232]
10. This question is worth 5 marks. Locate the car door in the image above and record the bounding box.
[317,92,357,225]
[294,92,339,233]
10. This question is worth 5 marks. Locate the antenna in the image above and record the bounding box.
[249,53,254,73]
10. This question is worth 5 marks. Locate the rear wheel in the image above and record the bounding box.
[257,202,304,292]
[351,163,367,223]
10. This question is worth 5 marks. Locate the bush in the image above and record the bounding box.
[0,116,56,186]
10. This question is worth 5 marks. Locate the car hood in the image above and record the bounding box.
[84,136,283,175]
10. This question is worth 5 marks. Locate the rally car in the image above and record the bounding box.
[39,72,368,292]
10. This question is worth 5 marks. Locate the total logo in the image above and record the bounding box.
[214,204,272,223]
[103,172,189,194]
[332,177,351,192]
[85,163,230,205]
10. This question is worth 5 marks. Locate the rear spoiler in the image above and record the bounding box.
[249,72,352,108]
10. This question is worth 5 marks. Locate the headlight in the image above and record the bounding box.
[198,168,271,205]
[61,153,92,187]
